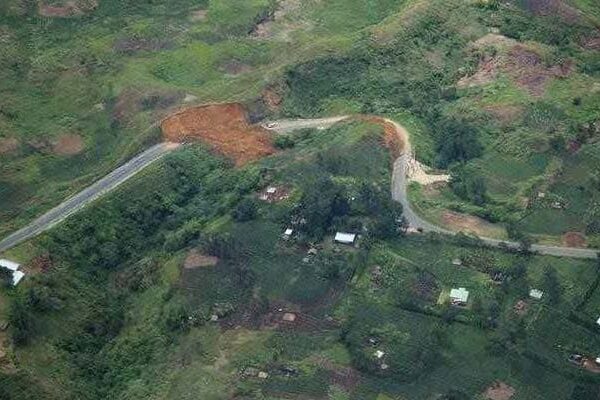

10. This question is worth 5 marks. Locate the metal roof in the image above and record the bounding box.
[450,287,469,303]
[0,259,20,271]
[334,232,356,244]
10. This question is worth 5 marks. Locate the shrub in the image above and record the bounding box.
[233,198,258,222]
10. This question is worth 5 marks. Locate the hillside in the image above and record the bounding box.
[1,1,600,399]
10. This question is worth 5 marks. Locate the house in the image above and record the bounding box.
[12,271,25,286]
[282,313,297,322]
[266,187,277,195]
[451,258,463,266]
[529,289,544,300]
[374,350,385,359]
[0,259,20,271]
[596,316,600,327]
[0,258,25,286]
[449,287,469,305]
[282,228,293,239]
[334,232,357,245]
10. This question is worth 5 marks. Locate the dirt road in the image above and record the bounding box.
[0,143,179,253]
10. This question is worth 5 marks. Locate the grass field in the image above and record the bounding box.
[2,1,600,399]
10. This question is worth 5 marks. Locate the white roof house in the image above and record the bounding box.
[529,289,544,300]
[334,232,357,245]
[450,287,469,304]
[284,228,293,236]
[0,259,25,286]
[12,271,25,286]
[597,317,600,327]
[266,187,277,194]
[0,259,20,271]
[374,350,385,359]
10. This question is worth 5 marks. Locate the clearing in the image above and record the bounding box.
[161,103,275,166]
[38,0,98,17]
[184,249,218,269]
[483,381,516,400]
[52,134,84,156]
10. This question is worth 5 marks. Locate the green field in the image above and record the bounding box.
[2,1,600,399]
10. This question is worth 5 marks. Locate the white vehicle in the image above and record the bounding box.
[264,122,279,129]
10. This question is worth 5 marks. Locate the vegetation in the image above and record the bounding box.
[1,1,600,399]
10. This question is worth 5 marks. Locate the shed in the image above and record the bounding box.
[597,317,600,327]
[451,258,462,266]
[266,187,277,194]
[449,287,469,305]
[374,350,385,359]
[529,289,544,300]
[0,259,20,271]
[334,232,357,245]
[283,228,293,236]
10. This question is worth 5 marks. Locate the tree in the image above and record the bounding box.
[543,266,562,305]
[450,165,488,206]
[0,268,12,288]
[9,297,35,345]
[434,118,483,168]
[233,198,258,222]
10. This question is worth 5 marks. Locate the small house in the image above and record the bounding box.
[529,289,544,300]
[0,258,25,286]
[374,350,385,359]
[282,313,297,322]
[0,259,20,271]
[266,187,277,195]
[282,228,293,239]
[596,316,600,327]
[449,287,469,305]
[258,371,269,379]
[451,258,462,266]
[334,232,357,245]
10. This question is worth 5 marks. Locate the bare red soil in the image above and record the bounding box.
[161,103,275,166]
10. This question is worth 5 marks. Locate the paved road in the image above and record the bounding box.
[1,114,597,260]
[276,116,599,260]
[262,116,350,133]
[0,143,180,253]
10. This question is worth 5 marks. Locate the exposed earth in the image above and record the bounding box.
[161,103,275,166]
[52,134,85,156]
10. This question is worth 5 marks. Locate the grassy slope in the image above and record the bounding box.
[2,1,600,400]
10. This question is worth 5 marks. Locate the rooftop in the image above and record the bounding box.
[334,232,356,244]
[0,259,20,271]
[449,287,469,303]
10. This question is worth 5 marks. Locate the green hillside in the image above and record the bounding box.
[1,1,600,399]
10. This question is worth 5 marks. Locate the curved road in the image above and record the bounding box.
[0,115,597,259]
[268,116,599,260]
[0,143,180,253]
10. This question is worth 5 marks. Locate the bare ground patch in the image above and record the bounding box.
[189,9,207,22]
[161,103,275,166]
[0,138,19,155]
[561,231,587,248]
[184,249,218,269]
[459,35,573,96]
[441,210,504,238]
[251,0,304,40]
[52,134,84,156]
[38,0,98,17]
[522,0,581,23]
[483,381,515,400]
[261,85,284,111]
